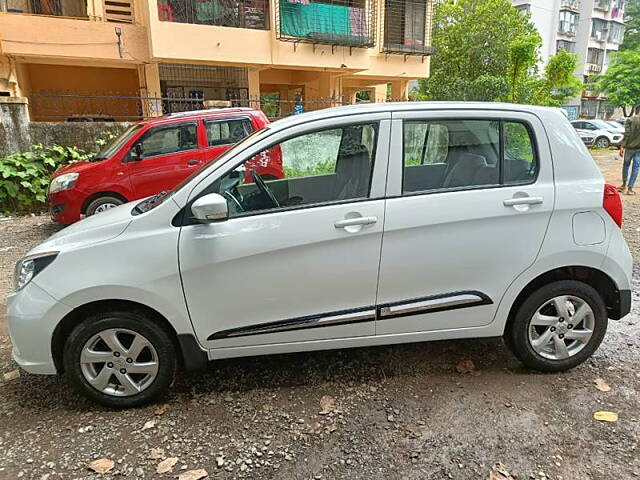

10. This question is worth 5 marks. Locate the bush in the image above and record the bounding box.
[0,144,91,214]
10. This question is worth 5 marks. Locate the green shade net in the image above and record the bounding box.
[280,0,356,40]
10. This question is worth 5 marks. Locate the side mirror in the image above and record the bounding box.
[191,193,228,223]
[130,143,144,161]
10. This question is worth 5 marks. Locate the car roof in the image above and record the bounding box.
[136,107,259,127]
[269,101,562,132]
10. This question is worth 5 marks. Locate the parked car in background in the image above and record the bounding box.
[576,129,596,147]
[603,120,625,133]
[48,108,280,225]
[9,102,631,407]
[570,120,624,148]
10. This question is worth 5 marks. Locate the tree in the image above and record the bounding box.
[416,0,541,101]
[525,50,582,106]
[621,0,640,51]
[595,49,640,116]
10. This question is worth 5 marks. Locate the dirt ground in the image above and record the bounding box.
[0,152,639,480]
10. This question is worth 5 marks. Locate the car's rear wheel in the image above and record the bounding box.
[85,195,125,216]
[595,136,611,149]
[63,311,176,408]
[505,280,607,372]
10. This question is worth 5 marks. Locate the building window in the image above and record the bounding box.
[591,18,608,40]
[556,40,576,53]
[383,0,434,55]
[559,11,579,35]
[277,0,376,48]
[157,0,269,30]
[515,4,530,14]
[608,22,624,43]
[587,48,604,65]
[593,0,611,11]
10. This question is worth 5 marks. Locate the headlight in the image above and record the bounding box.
[14,252,58,291]
[49,173,79,194]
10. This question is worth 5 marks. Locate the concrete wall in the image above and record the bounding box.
[0,98,130,156]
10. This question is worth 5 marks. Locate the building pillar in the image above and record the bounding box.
[390,79,409,101]
[139,63,162,117]
[372,84,388,103]
[248,69,260,109]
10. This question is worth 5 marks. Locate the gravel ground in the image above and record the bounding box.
[0,152,639,480]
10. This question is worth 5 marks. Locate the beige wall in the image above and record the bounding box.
[0,13,149,63]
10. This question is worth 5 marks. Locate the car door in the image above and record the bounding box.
[179,113,390,350]
[202,117,254,166]
[127,122,204,199]
[376,110,554,336]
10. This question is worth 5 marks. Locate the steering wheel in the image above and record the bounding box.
[251,170,280,208]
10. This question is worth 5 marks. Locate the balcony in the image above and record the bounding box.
[560,0,580,12]
[0,0,88,17]
[382,0,434,56]
[585,63,602,74]
[157,0,268,30]
[593,0,610,11]
[276,0,375,48]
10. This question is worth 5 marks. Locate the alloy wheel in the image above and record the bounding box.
[80,328,159,397]
[94,202,118,214]
[527,295,595,360]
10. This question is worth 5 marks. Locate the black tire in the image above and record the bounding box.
[63,311,177,408]
[505,280,608,372]
[595,136,610,149]
[85,195,125,216]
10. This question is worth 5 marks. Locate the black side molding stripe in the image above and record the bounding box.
[207,291,493,340]
[207,306,376,340]
[378,290,492,320]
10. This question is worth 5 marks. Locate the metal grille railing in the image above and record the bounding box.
[275,0,376,48]
[382,0,433,56]
[27,92,361,121]
[157,0,268,29]
[1,0,88,16]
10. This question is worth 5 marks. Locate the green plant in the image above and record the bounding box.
[0,144,91,214]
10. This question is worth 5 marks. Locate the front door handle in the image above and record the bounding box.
[503,196,543,207]
[334,216,378,229]
[187,159,201,166]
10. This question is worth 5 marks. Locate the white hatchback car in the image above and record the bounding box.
[9,103,632,407]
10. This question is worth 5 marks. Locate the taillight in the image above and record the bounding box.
[603,183,623,228]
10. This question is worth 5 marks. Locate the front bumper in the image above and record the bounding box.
[7,281,72,375]
[48,189,84,225]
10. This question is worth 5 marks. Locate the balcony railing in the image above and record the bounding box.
[585,63,602,74]
[157,0,268,30]
[1,0,88,17]
[560,0,580,11]
[276,0,376,48]
[382,0,434,56]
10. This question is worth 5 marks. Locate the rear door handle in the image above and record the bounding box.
[503,196,543,207]
[187,159,201,166]
[334,216,378,229]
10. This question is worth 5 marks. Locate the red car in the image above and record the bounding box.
[48,108,281,225]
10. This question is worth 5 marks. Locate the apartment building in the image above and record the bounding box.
[511,0,625,119]
[0,0,433,121]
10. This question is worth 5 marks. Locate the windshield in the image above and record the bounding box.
[92,124,144,162]
[591,120,613,130]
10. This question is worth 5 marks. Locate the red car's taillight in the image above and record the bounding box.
[603,183,623,228]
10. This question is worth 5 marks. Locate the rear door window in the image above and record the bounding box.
[205,118,253,147]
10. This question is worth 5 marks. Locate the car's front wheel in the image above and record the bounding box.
[85,195,125,216]
[63,311,176,408]
[595,136,611,149]
[506,280,607,372]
